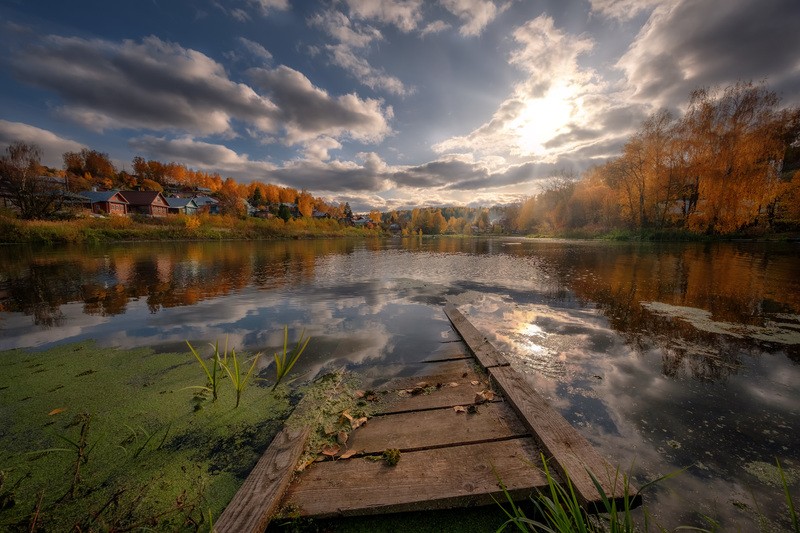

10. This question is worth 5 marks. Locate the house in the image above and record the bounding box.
[79,190,129,215]
[193,195,220,215]
[166,197,198,215]
[120,190,169,217]
[312,210,331,219]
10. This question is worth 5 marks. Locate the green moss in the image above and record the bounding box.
[0,341,292,531]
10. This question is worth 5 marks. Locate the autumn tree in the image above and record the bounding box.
[0,142,68,219]
[680,82,800,233]
[297,189,314,217]
[64,149,116,189]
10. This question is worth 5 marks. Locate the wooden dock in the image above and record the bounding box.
[215,304,637,532]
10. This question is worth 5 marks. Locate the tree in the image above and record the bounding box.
[0,142,68,219]
[278,203,291,222]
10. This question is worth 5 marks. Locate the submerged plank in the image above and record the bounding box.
[284,438,547,517]
[444,305,509,368]
[347,401,527,453]
[215,426,310,533]
[378,358,485,391]
[489,366,637,508]
[376,381,498,415]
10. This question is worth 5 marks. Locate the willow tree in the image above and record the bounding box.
[680,82,800,233]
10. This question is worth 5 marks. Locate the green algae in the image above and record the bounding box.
[0,340,292,531]
[743,461,799,488]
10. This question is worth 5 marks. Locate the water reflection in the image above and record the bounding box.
[1,237,799,529]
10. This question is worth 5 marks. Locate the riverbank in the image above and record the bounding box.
[0,213,381,244]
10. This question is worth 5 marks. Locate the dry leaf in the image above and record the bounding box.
[321,444,340,456]
[337,431,349,445]
[416,381,429,388]
[354,390,365,399]
[339,410,354,425]
[296,457,315,472]
[453,405,466,414]
[323,425,336,436]
[339,449,359,460]
[351,417,368,430]
[448,382,460,387]
[470,380,480,386]
[48,407,67,416]
[474,390,495,404]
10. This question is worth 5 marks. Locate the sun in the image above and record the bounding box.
[508,83,576,155]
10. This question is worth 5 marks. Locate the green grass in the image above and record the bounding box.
[272,326,310,391]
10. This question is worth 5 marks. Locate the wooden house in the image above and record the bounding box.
[166,197,199,215]
[79,190,129,215]
[120,191,169,217]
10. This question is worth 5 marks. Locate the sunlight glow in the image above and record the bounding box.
[508,83,577,155]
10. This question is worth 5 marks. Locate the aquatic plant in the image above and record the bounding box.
[219,348,262,408]
[272,326,310,391]
[778,458,799,533]
[495,455,688,533]
[186,339,227,402]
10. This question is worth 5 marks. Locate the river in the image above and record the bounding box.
[1,237,798,530]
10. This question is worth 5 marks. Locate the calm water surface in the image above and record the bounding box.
[1,238,799,530]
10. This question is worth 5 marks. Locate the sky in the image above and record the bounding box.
[1,0,799,212]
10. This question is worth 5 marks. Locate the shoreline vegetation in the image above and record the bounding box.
[1,213,798,245]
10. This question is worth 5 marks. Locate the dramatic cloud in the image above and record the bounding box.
[0,120,85,166]
[440,0,509,36]
[618,0,800,107]
[433,15,623,163]
[248,65,393,144]
[129,135,275,178]
[12,35,278,136]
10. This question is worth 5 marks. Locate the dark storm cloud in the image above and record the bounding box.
[620,0,800,106]
[269,161,387,192]
[446,161,561,191]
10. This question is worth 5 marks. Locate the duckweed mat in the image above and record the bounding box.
[0,340,292,531]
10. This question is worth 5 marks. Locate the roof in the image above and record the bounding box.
[166,197,198,208]
[120,190,168,206]
[193,195,219,206]
[79,190,128,203]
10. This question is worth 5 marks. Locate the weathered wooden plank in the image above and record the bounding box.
[284,438,548,517]
[347,402,527,454]
[378,359,485,391]
[215,426,310,533]
[489,366,637,509]
[376,381,498,415]
[444,304,509,368]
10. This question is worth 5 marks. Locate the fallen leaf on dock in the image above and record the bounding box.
[416,381,429,388]
[474,390,495,404]
[351,417,368,430]
[470,380,480,386]
[354,390,365,398]
[339,410,353,425]
[453,405,466,414]
[321,444,341,457]
[296,457,316,472]
[324,425,336,436]
[448,382,460,387]
[339,449,361,460]
[337,431,349,445]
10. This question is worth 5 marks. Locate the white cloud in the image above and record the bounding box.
[309,9,413,96]
[249,0,290,15]
[440,0,509,36]
[0,120,86,166]
[248,64,394,144]
[344,0,424,32]
[129,135,275,180]
[238,37,272,62]
[302,136,342,161]
[588,0,667,21]
[420,20,451,36]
